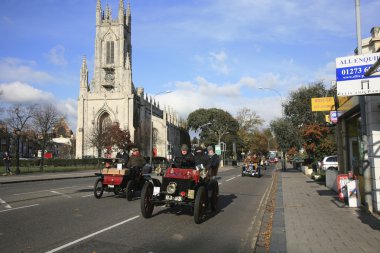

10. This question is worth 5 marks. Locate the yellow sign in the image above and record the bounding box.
[325,115,331,123]
[311,97,335,111]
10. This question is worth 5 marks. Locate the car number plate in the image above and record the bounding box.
[108,184,114,188]
[153,187,160,196]
[165,195,173,200]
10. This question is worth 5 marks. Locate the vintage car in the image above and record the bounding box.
[140,163,219,224]
[242,163,261,177]
[93,158,148,201]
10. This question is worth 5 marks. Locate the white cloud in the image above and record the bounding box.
[57,98,77,131]
[0,82,54,104]
[315,61,336,83]
[0,57,56,84]
[157,75,282,125]
[209,51,230,75]
[45,44,68,66]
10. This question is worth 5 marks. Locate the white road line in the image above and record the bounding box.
[14,186,79,196]
[0,198,12,209]
[226,176,236,182]
[45,215,140,253]
[218,182,222,185]
[0,204,40,213]
[81,194,94,198]
[236,174,242,177]
[50,191,72,199]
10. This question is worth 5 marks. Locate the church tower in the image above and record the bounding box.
[76,0,136,158]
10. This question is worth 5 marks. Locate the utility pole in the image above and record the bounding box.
[355,0,372,212]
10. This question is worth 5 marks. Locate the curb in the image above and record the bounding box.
[248,166,278,252]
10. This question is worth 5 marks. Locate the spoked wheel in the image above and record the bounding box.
[94,178,104,199]
[141,182,154,218]
[126,180,135,201]
[194,186,207,224]
[210,182,219,212]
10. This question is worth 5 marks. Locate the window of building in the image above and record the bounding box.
[106,41,114,64]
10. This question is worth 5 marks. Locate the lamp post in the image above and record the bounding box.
[197,122,211,146]
[150,90,172,166]
[258,87,284,117]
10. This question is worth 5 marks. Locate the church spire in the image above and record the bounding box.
[126,0,131,29]
[118,0,125,24]
[96,0,102,25]
[80,55,89,92]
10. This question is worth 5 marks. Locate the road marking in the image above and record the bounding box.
[0,198,12,209]
[226,176,236,182]
[0,204,40,213]
[236,174,242,177]
[13,186,79,196]
[45,215,140,253]
[81,194,94,198]
[50,191,72,199]
[218,182,222,185]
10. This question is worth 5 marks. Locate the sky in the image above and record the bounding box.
[0,0,379,131]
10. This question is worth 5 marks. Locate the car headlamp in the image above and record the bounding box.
[166,182,177,194]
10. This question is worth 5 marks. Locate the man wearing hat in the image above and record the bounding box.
[127,147,145,169]
[206,145,220,177]
[194,146,208,166]
[174,144,195,168]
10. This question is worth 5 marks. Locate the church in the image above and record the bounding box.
[76,0,189,159]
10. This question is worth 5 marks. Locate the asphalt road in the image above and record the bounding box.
[0,165,276,253]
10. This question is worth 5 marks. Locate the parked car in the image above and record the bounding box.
[320,155,338,171]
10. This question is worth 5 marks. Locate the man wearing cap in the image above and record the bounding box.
[116,149,129,168]
[174,144,195,168]
[127,147,145,168]
[206,145,220,177]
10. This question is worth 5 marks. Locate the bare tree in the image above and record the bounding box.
[4,104,36,174]
[87,124,107,161]
[33,104,63,171]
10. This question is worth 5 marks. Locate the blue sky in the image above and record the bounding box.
[0,0,379,130]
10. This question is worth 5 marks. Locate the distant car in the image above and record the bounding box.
[320,156,338,170]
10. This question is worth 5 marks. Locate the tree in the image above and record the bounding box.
[4,104,36,174]
[187,108,239,145]
[87,124,107,159]
[270,118,301,156]
[103,123,134,151]
[283,82,332,128]
[301,123,336,162]
[235,107,264,153]
[33,104,63,171]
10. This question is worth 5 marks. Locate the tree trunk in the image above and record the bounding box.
[40,142,46,172]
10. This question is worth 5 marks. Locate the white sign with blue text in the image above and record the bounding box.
[336,52,380,96]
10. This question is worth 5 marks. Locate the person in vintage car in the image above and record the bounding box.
[194,146,208,166]
[173,144,195,168]
[206,145,219,177]
[127,147,145,177]
[116,148,129,168]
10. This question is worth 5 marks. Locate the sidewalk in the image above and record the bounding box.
[0,170,98,184]
[0,165,239,185]
[281,167,380,253]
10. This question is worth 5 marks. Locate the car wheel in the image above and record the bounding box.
[194,186,206,224]
[94,178,104,199]
[141,182,154,218]
[126,180,135,201]
[210,182,219,212]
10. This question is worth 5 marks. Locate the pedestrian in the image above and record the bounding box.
[3,152,12,175]
[206,146,219,177]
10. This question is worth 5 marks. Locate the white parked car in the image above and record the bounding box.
[320,155,338,170]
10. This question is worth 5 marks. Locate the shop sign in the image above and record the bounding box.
[311,97,335,111]
[336,52,380,96]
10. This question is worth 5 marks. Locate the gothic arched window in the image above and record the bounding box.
[106,41,114,64]
[99,113,112,133]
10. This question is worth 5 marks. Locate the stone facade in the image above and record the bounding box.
[76,0,188,159]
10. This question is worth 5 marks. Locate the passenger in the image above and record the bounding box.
[127,147,145,178]
[206,145,219,177]
[174,144,195,168]
[194,146,208,167]
[116,148,129,168]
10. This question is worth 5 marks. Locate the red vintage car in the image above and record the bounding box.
[93,158,148,201]
[140,164,219,224]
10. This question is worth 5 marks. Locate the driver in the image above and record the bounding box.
[127,147,145,178]
[174,144,195,168]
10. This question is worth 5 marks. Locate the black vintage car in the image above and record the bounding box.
[140,164,219,224]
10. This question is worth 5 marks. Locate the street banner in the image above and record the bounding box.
[330,111,343,124]
[336,52,380,96]
[337,174,349,201]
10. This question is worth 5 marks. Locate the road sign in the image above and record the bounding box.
[311,97,335,111]
[336,52,380,96]
[215,145,221,155]
[330,111,343,124]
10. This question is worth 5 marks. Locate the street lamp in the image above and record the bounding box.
[150,90,173,166]
[197,122,212,146]
[258,87,284,117]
